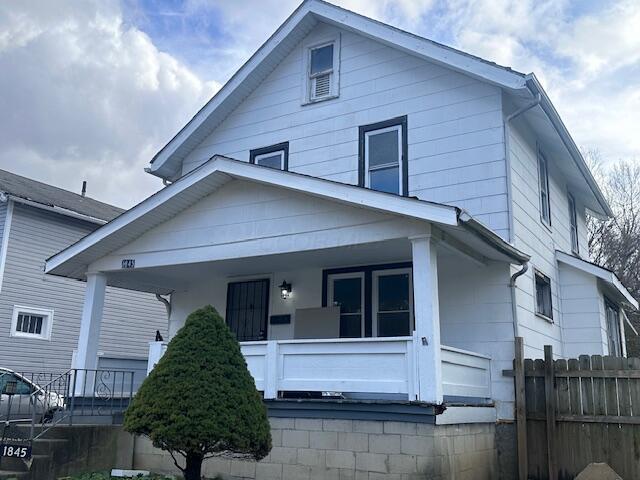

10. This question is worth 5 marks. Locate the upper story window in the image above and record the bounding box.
[534,270,553,321]
[605,299,622,356]
[568,193,579,254]
[10,305,53,340]
[359,116,408,196]
[250,142,289,171]
[538,149,551,226]
[302,36,340,104]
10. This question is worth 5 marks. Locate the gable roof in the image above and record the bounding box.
[0,168,123,224]
[146,0,528,181]
[145,0,611,218]
[46,156,529,283]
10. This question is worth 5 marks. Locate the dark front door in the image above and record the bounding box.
[225,279,270,341]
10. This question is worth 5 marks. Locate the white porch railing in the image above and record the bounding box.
[147,336,492,401]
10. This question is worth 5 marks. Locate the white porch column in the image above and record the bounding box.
[410,232,443,404]
[75,272,107,372]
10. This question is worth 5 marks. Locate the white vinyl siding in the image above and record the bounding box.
[508,116,590,358]
[180,22,509,239]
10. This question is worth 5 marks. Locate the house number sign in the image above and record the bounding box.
[0,443,31,459]
[122,259,135,269]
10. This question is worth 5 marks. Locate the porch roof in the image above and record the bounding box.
[556,250,638,310]
[45,156,529,289]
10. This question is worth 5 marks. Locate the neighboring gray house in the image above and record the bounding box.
[0,169,167,375]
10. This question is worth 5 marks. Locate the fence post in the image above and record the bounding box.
[514,337,527,480]
[544,345,557,480]
[264,341,278,399]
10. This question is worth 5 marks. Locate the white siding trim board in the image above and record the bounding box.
[0,199,13,293]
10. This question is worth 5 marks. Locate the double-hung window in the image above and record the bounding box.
[359,117,408,196]
[250,142,289,171]
[10,306,53,340]
[534,270,553,321]
[303,37,340,103]
[605,299,622,356]
[538,149,551,226]
[568,193,579,254]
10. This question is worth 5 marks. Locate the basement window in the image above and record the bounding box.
[10,306,53,340]
[534,271,553,321]
[303,36,340,104]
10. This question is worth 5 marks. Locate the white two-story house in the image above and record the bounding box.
[44,1,638,478]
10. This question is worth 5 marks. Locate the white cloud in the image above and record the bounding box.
[0,0,218,207]
[0,0,637,209]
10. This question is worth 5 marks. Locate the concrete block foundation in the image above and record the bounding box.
[133,418,497,479]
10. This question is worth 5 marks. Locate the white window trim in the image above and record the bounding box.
[254,150,285,170]
[568,193,579,254]
[537,147,552,228]
[372,268,414,337]
[364,124,403,194]
[327,271,365,338]
[533,269,553,323]
[10,305,54,340]
[301,34,341,105]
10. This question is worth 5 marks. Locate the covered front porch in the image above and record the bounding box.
[45,157,528,410]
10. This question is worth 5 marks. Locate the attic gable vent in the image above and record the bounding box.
[312,73,331,99]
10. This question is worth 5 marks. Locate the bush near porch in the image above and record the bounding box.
[124,305,271,480]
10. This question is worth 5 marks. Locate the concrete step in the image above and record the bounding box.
[0,470,29,479]
[0,455,48,473]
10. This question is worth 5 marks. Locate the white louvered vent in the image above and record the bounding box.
[312,73,331,99]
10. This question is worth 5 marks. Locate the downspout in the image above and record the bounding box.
[155,293,172,320]
[504,93,542,243]
[510,263,529,338]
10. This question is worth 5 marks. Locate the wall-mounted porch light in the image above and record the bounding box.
[279,280,292,299]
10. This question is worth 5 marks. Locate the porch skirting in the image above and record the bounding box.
[132,413,497,480]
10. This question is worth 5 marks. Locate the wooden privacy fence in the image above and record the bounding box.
[508,338,640,480]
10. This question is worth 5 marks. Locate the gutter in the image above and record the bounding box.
[458,211,530,340]
[1,193,110,225]
[458,211,530,264]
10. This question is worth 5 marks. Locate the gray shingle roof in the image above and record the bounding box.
[0,169,123,222]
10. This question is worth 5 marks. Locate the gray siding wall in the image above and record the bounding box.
[0,202,167,374]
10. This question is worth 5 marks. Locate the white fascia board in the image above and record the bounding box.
[8,195,108,225]
[148,0,527,178]
[525,76,612,218]
[310,0,526,90]
[45,161,234,275]
[46,156,458,275]
[147,2,312,178]
[556,250,638,309]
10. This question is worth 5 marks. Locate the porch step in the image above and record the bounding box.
[0,470,29,479]
[0,455,47,473]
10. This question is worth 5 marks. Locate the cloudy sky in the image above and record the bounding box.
[0,0,638,208]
